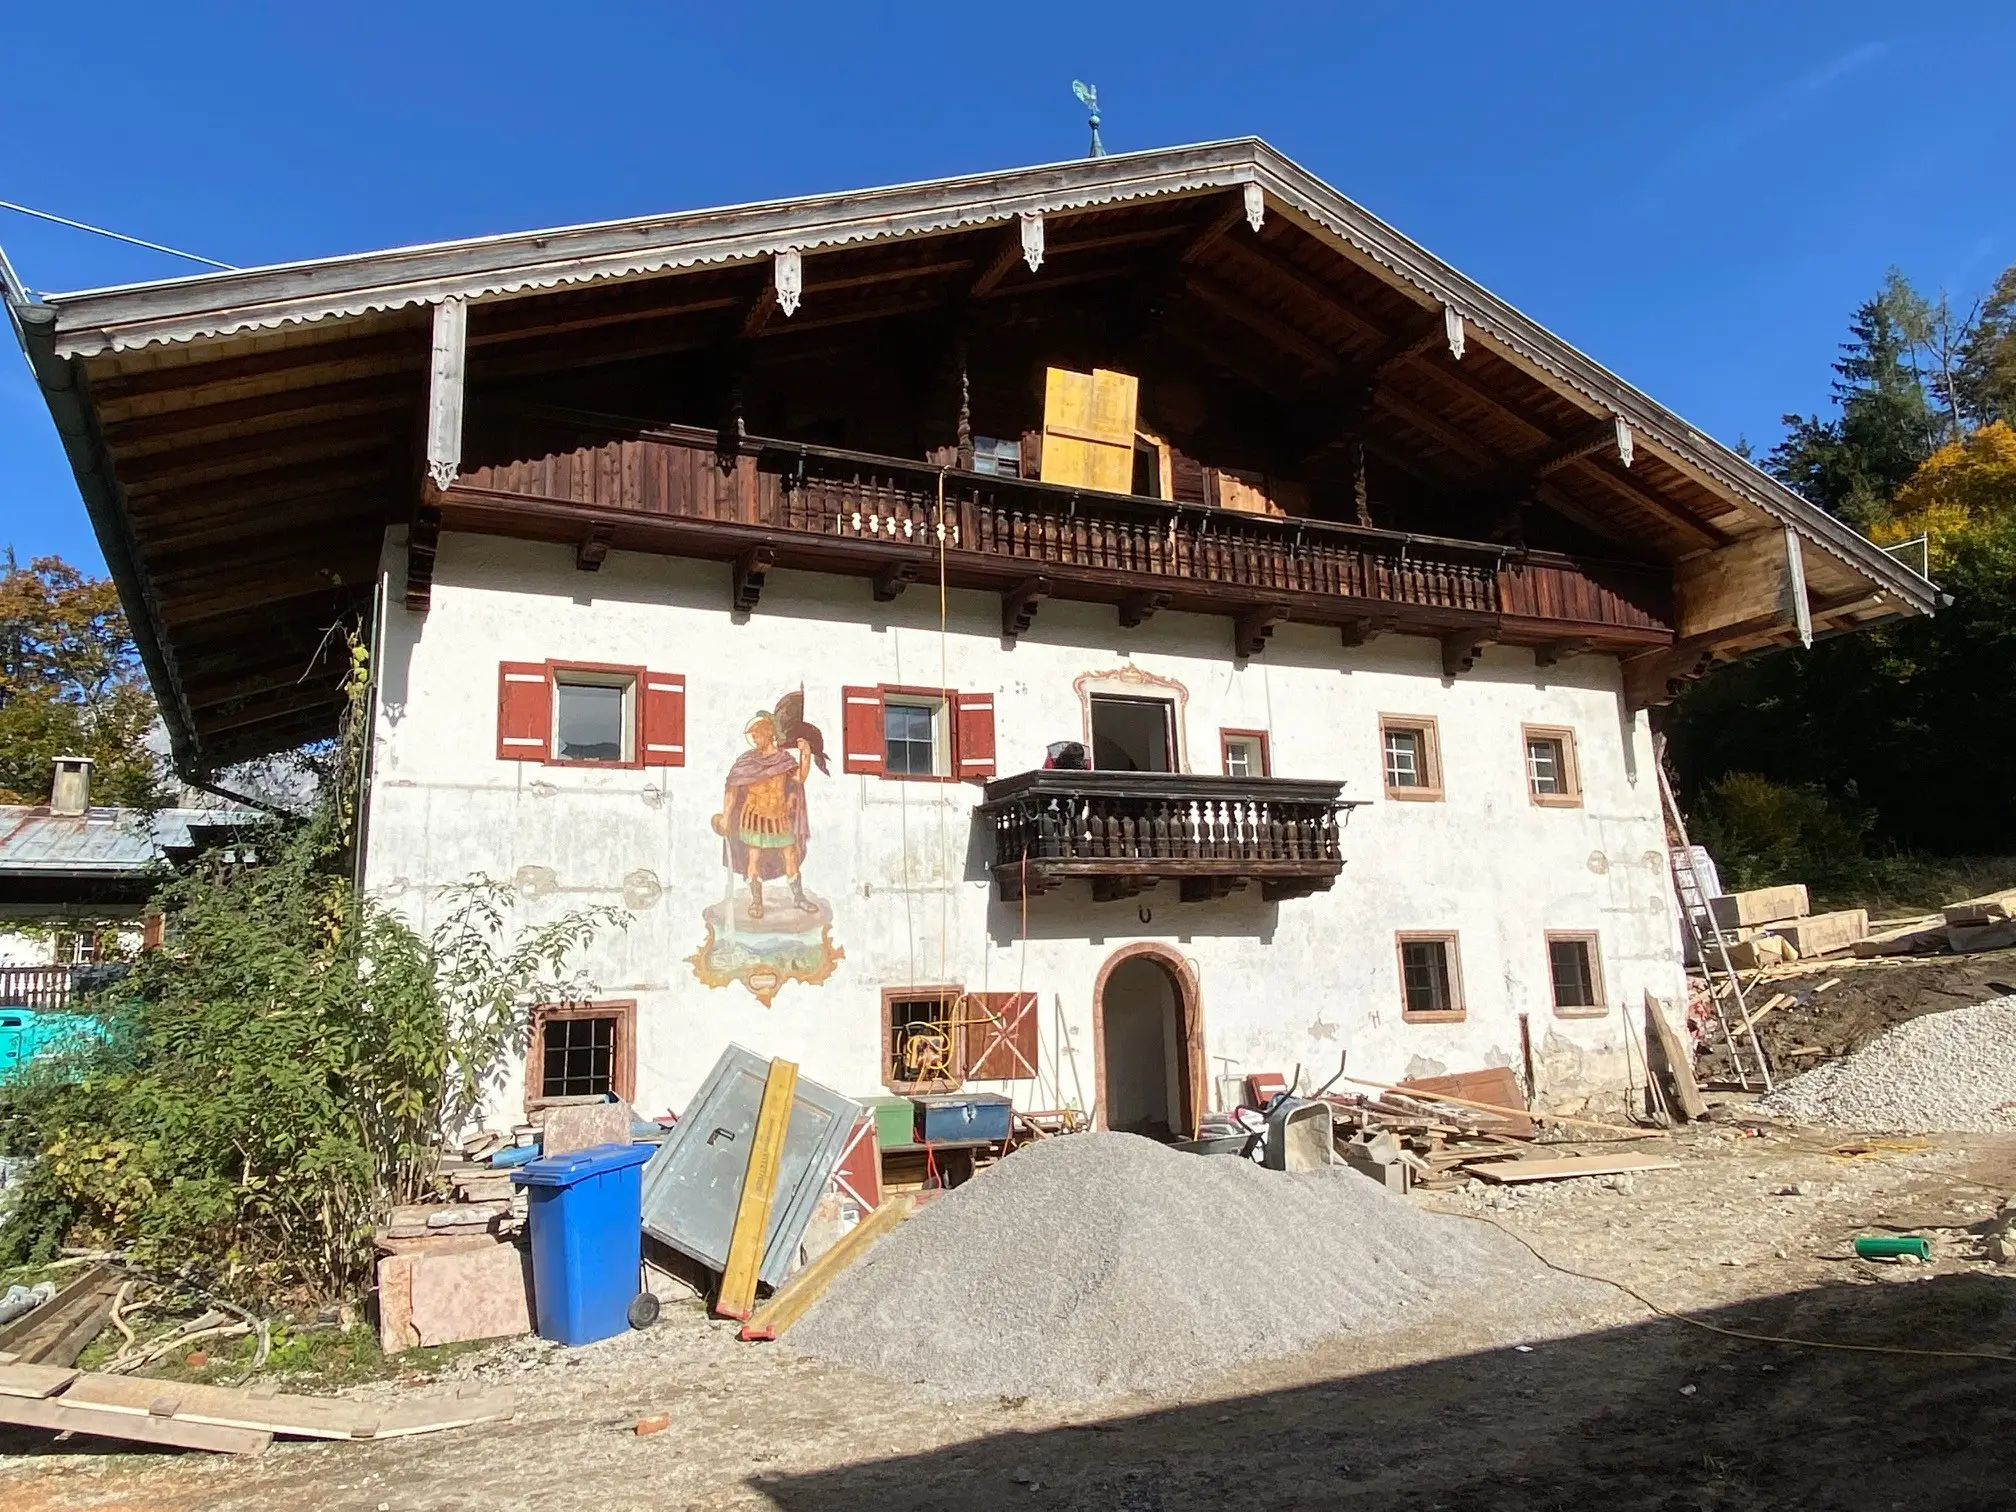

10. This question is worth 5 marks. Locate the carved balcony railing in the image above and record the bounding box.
[979,770,1365,904]
[447,409,1677,649]
[0,965,74,1010]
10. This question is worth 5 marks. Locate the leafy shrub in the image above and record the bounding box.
[0,646,620,1301]
[1689,773,1874,893]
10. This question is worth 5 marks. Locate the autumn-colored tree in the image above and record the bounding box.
[0,552,163,808]
[1871,420,2016,570]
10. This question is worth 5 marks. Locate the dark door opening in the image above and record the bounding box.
[1099,954,1193,1139]
[1089,695,1174,772]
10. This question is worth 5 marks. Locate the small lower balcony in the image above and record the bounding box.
[980,770,1364,904]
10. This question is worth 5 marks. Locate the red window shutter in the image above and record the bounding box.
[842,686,885,775]
[954,691,996,780]
[641,671,686,767]
[966,992,1039,1080]
[497,662,552,761]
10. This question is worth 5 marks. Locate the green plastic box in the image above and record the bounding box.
[863,1095,917,1151]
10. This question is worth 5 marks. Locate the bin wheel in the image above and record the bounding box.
[627,1292,661,1330]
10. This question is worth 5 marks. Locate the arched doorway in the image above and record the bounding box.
[1093,945,1204,1139]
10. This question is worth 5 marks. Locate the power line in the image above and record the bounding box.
[0,198,235,271]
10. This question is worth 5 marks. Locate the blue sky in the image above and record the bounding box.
[3,1,2011,571]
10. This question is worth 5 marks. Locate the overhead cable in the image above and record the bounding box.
[0,198,236,271]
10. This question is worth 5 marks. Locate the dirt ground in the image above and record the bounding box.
[5,1119,2014,1512]
[1697,943,2016,1084]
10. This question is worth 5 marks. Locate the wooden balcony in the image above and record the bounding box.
[441,408,1676,658]
[979,770,1365,904]
[0,966,74,1011]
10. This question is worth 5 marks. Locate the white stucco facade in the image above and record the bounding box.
[364,531,1687,1128]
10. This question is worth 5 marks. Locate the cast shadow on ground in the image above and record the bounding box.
[753,1270,2015,1512]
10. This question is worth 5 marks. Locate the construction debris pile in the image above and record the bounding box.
[1758,995,2016,1132]
[789,1131,1599,1400]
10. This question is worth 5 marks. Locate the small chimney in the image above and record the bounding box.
[50,755,93,816]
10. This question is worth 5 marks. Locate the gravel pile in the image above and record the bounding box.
[790,1131,1597,1400]
[1758,995,2016,1132]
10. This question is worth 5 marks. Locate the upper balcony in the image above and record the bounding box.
[441,409,1676,665]
[978,770,1364,904]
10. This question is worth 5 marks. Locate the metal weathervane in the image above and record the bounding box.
[1071,81,1105,158]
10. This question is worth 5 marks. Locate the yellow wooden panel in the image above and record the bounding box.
[714,1057,799,1321]
[1088,368,1139,446]
[1041,365,1140,492]
[1044,366,1096,439]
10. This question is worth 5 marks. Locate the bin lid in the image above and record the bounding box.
[512,1140,654,1187]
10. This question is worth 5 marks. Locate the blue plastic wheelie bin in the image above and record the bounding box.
[512,1141,656,1345]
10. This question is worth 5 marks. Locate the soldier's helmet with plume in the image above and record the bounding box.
[771,687,829,775]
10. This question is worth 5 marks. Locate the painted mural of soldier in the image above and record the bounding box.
[711,697,824,919]
[692,688,842,1005]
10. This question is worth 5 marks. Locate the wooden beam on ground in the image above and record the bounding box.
[715,1058,799,1322]
[739,1196,915,1342]
[1471,1153,1680,1185]
[0,1392,272,1455]
[1643,992,1707,1121]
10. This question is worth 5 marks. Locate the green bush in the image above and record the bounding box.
[0,646,620,1302]
[1690,773,1875,893]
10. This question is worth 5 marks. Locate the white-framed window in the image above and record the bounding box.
[1380,715,1442,800]
[554,672,635,763]
[1089,694,1175,773]
[1220,730,1269,778]
[1522,725,1582,807]
[882,696,947,777]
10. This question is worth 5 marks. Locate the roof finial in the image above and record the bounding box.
[1071,81,1105,158]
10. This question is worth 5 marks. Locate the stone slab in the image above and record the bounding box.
[407,1244,534,1349]
[1708,885,1811,930]
[537,1099,633,1156]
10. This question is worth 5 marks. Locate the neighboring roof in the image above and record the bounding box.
[0,804,250,908]
[4,137,1937,772]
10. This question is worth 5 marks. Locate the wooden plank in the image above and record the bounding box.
[370,1385,518,1439]
[0,1392,272,1454]
[60,1373,380,1439]
[739,1195,915,1342]
[1643,992,1707,1121]
[0,1264,121,1365]
[0,1363,81,1399]
[714,1057,799,1321]
[1471,1154,1680,1184]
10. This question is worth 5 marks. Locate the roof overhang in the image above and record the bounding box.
[6,138,1936,771]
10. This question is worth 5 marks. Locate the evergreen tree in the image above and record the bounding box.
[1766,282,1940,525]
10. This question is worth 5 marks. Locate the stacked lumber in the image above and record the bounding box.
[0,1264,121,1369]
[0,1361,512,1455]
[1945,890,2016,954]
[1704,886,1869,964]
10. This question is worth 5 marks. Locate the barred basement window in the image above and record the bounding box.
[884,988,963,1091]
[528,1001,637,1108]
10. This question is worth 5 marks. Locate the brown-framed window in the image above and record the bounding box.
[883,986,965,1092]
[1522,724,1581,807]
[1395,932,1465,1021]
[880,988,1041,1093]
[1380,715,1443,800]
[496,662,685,769]
[1546,932,1606,1016]
[1089,694,1176,773]
[844,686,995,781]
[527,1000,637,1108]
[1219,729,1270,778]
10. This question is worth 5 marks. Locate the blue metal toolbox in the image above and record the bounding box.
[910,1092,1012,1143]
